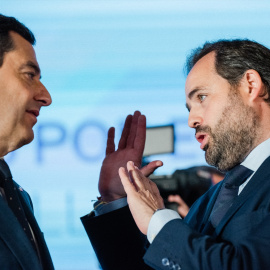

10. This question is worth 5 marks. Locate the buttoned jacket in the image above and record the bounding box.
[82,156,270,270]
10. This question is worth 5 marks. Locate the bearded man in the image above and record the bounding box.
[82,40,270,270]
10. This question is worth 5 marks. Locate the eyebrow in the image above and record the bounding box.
[19,61,42,79]
[185,88,199,112]
[185,87,207,112]
[188,88,201,100]
[185,103,190,112]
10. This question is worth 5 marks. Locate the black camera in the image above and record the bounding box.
[150,166,216,211]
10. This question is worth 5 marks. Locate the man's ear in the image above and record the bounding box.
[242,69,266,102]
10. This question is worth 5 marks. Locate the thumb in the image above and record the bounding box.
[140,160,163,177]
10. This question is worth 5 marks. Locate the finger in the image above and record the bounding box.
[167,195,189,217]
[106,127,115,155]
[138,170,153,192]
[149,181,161,197]
[178,206,189,218]
[118,114,133,149]
[133,162,159,193]
[139,190,159,210]
[140,160,163,177]
[149,181,165,208]
[133,114,146,156]
[167,195,185,205]
[119,167,136,195]
[126,111,141,148]
[127,161,148,191]
[134,162,154,192]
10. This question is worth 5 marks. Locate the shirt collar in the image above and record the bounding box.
[241,138,270,172]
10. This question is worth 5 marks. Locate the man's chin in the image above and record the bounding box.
[203,144,209,152]
[204,148,219,169]
[17,132,34,149]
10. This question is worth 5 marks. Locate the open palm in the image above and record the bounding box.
[99,111,162,202]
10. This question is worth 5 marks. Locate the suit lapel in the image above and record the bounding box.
[0,196,42,269]
[198,182,222,234]
[200,182,222,229]
[215,156,270,236]
[16,188,54,270]
[185,182,222,233]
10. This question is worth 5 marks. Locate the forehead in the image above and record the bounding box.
[185,52,217,97]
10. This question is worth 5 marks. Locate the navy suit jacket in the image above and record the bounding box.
[0,181,54,269]
[82,156,270,270]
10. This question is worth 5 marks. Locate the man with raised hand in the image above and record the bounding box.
[83,40,270,270]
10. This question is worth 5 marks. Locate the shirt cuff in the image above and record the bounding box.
[94,197,127,216]
[147,209,181,243]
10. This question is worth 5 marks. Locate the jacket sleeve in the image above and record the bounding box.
[81,205,153,270]
[144,215,270,270]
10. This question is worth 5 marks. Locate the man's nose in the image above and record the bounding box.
[188,110,202,128]
[35,82,52,106]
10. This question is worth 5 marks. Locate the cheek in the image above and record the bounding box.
[204,103,225,126]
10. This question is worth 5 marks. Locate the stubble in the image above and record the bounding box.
[200,91,260,172]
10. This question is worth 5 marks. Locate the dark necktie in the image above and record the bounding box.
[0,159,37,252]
[210,165,253,228]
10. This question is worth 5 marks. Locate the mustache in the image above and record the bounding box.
[195,125,212,135]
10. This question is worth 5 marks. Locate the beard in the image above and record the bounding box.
[197,91,260,172]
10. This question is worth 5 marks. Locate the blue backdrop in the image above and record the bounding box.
[1,1,270,269]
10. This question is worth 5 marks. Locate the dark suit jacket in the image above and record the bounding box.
[0,181,54,269]
[82,156,270,270]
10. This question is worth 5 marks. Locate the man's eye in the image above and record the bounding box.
[26,72,35,80]
[198,95,206,101]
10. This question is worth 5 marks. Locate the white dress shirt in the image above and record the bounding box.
[147,137,270,242]
[94,138,270,243]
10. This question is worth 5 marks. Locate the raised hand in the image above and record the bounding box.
[98,111,163,202]
[119,161,165,235]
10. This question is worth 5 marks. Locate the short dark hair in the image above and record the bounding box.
[185,39,270,104]
[0,14,35,67]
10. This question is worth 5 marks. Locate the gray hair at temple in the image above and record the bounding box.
[185,39,270,104]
